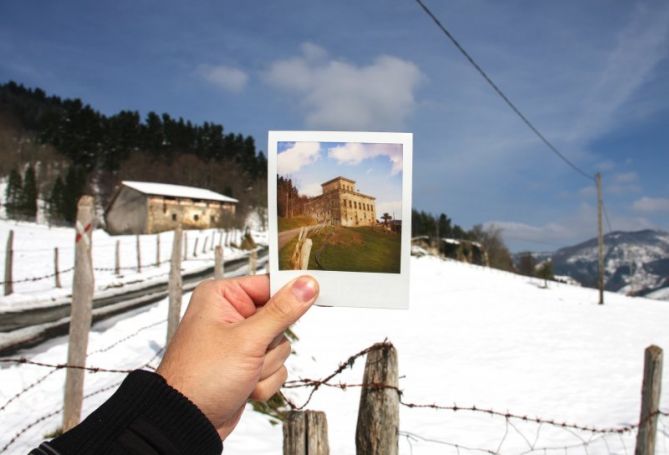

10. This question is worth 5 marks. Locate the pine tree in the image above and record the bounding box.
[5,169,23,219]
[62,166,87,223]
[21,165,38,219]
[48,177,65,223]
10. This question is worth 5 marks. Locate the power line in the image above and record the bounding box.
[413,0,594,182]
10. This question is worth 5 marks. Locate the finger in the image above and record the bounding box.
[245,276,318,345]
[250,366,288,402]
[190,275,270,320]
[260,337,291,380]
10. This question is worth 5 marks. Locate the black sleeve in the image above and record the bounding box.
[29,370,222,455]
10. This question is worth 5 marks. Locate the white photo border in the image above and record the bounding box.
[268,131,412,310]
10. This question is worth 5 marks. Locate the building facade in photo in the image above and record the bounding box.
[303,176,376,227]
[104,181,237,235]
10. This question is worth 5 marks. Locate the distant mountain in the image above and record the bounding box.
[551,229,669,298]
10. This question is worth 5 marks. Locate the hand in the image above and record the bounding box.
[156,274,319,439]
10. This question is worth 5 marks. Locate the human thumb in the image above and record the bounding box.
[246,276,319,344]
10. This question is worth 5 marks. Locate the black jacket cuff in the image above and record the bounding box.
[49,370,222,454]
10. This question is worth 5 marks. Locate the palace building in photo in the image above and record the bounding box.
[303,176,376,226]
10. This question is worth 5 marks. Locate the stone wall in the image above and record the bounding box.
[146,197,235,234]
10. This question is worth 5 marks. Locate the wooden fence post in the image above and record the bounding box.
[62,195,95,432]
[156,234,160,266]
[299,239,312,270]
[166,225,183,345]
[4,230,13,295]
[249,249,257,275]
[54,247,62,288]
[355,343,399,455]
[183,231,188,260]
[136,235,141,273]
[635,345,663,455]
[283,411,329,455]
[114,240,120,275]
[214,245,224,279]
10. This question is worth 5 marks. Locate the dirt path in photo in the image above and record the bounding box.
[278,227,303,249]
[278,224,325,249]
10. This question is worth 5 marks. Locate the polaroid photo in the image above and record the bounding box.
[268,131,412,309]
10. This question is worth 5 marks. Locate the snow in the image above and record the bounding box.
[121,181,238,203]
[0,219,253,308]
[1,254,669,454]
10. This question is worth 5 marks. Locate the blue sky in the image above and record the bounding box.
[278,141,403,219]
[1,0,668,251]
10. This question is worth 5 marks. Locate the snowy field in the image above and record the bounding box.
[0,219,267,310]
[1,254,669,454]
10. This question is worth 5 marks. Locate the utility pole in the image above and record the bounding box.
[596,173,604,305]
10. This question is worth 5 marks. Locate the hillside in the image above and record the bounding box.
[2,253,668,454]
[551,229,669,297]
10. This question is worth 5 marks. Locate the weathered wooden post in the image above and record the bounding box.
[249,249,257,275]
[193,237,199,258]
[635,345,663,455]
[214,245,224,279]
[299,239,312,270]
[166,225,183,344]
[114,240,120,275]
[183,231,188,260]
[355,343,399,455]
[135,235,142,273]
[156,233,160,266]
[4,230,13,295]
[62,195,95,432]
[283,411,329,455]
[54,247,62,288]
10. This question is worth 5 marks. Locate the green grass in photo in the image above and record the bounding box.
[278,225,401,273]
[278,216,318,231]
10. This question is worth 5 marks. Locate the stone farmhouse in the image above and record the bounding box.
[303,176,376,226]
[104,181,237,235]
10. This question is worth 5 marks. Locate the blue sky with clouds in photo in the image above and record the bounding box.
[1,0,668,251]
[277,141,404,219]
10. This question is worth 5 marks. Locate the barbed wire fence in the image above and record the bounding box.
[0,227,249,291]
[1,340,666,454]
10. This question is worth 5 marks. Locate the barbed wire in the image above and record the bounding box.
[0,347,164,454]
[282,342,669,437]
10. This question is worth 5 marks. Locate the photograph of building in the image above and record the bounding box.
[276,140,403,273]
[104,181,237,235]
[303,177,376,227]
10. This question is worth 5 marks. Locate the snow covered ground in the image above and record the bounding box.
[0,219,267,310]
[1,254,668,454]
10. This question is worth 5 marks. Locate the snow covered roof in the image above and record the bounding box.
[122,181,238,203]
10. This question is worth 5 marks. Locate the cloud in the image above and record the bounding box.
[633,197,669,213]
[197,64,248,92]
[299,182,323,197]
[328,143,403,175]
[376,200,403,219]
[277,142,321,175]
[264,43,423,129]
[487,202,658,251]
